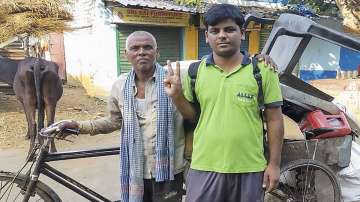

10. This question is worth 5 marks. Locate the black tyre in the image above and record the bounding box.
[266,159,341,202]
[0,171,61,202]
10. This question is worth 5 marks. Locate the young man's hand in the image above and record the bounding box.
[256,54,278,72]
[262,163,280,193]
[164,60,182,99]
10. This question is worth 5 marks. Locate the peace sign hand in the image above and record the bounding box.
[164,60,182,99]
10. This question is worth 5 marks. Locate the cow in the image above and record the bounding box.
[0,56,63,154]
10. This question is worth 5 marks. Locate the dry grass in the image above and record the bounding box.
[0,0,73,43]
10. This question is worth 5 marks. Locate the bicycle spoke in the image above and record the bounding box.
[283,170,297,198]
[300,165,314,202]
[302,165,309,202]
[14,191,22,201]
[0,179,11,190]
[270,159,341,202]
[5,180,15,202]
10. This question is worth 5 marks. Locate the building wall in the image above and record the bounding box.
[299,37,340,81]
[248,30,260,55]
[317,17,360,72]
[298,17,360,81]
[183,26,198,60]
[64,0,117,98]
[340,47,360,71]
[49,33,66,80]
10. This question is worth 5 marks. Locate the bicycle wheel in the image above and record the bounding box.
[266,159,341,202]
[0,171,61,202]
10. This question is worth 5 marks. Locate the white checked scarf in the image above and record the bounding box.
[120,64,175,202]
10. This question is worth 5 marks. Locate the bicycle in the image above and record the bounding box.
[0,121,120,202]
[265,128,344,202]
[0,122,344,202]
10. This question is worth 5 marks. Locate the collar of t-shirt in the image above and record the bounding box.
[205,51,251,67]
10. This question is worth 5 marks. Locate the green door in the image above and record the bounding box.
[117,25,181,75]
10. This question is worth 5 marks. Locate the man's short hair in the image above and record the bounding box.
[125,31,157,51]
[204,4,245,30]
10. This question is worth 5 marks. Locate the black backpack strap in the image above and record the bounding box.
[188,61,201,106]
[252,57,268,153]
[252,57,265,111]
[188,61,201,100]
[183,61,201,132]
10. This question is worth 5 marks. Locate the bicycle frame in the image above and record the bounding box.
[22,140,120,202]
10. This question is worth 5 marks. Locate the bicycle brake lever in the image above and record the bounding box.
[62,128,80,135]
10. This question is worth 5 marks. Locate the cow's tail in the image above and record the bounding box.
[34,59,45,132]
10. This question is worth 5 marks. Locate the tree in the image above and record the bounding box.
[335,0,360,33]
[175,0,200,6]
[173,0,359,33]
[289,0,359,32]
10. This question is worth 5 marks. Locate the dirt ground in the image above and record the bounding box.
[0,78,358,201]
[0,78,109,149]
[0,78,121,201]
[1,78,360,149]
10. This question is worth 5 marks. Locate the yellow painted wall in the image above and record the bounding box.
[72,74,109,98]
[249,30,260,55]
[184,26,198,60]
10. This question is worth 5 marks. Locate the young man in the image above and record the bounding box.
[59,31,185,202]
[164,4,284,202]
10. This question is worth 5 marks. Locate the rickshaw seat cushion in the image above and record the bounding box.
[283,115,305,140]
[265,115,304,140]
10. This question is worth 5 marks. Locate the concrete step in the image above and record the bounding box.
[0,82,14,95]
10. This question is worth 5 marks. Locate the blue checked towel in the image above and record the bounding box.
[120,64,175,202]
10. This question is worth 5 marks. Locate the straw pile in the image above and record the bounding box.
[0,0,73,43]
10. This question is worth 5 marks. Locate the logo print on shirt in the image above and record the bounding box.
[236,92,255,103]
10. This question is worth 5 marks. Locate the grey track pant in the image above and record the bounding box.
[185,169,264,202]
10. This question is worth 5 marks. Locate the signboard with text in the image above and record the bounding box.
[113,7,190,27]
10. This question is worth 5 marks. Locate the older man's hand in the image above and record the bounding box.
[56,120,79,139]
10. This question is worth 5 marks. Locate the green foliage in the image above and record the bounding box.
[288,0,339,15]
[175,0,201,6]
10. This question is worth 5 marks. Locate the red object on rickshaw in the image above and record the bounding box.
[300,110,352,139]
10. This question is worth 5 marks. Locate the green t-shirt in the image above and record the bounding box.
[183,53,283,173]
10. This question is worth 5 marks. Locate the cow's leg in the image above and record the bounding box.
[19,101,31,140]
[23,70,38,156]
[23,81,37,156]
[42,71,62,153]
[23,101,36,142]
[45,102,57,152]
[36,102,45,148]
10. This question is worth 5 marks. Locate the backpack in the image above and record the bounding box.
[187,57,265,115]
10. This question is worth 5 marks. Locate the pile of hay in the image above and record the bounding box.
[0,0,73,43]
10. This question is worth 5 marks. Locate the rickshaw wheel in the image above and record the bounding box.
[266,159,341,202]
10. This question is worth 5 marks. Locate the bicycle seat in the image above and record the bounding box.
[304,127,335,139]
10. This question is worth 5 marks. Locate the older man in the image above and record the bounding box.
[59,31,185,202]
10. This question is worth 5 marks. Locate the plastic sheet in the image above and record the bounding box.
[338,141,360,202]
